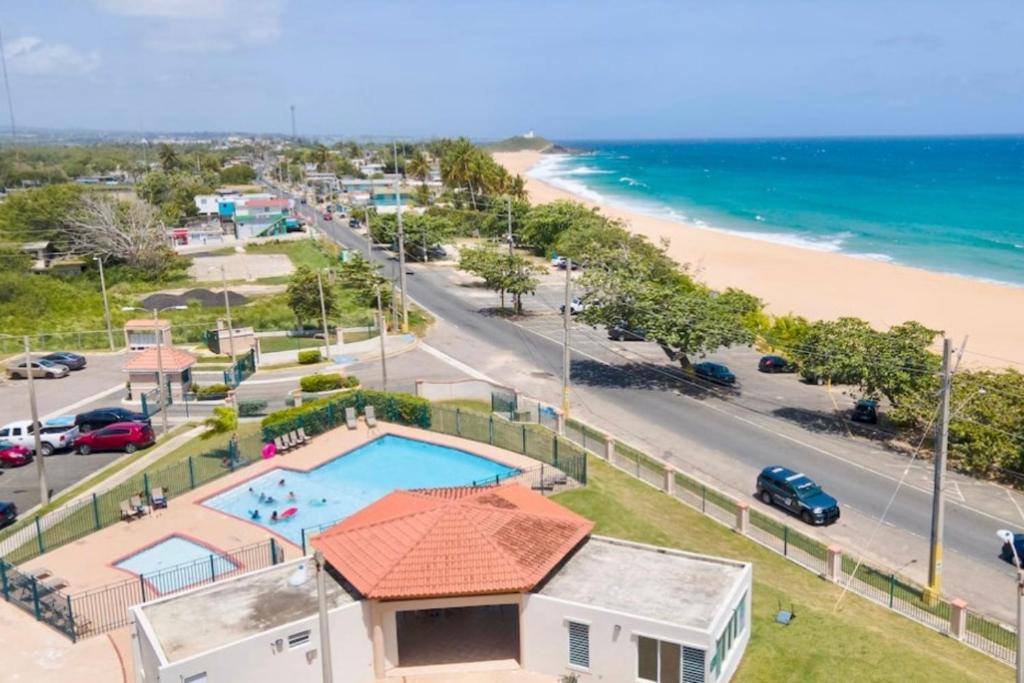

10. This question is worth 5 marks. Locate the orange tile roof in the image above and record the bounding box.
[123,347,196,372]
[124,319,172,329]
[311,483,593,600]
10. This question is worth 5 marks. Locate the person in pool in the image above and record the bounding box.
[270,510,279,523]
[278,478,286,487]
[248,487,255,495]
[265,495,276,505]
[249,509,261,520]
[287,491,297,502]
[310,498,327,507]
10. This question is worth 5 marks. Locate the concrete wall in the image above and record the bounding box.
[137,602,374,683]
[521,594,715,682]
[131,618,165,683]
[415,378,516,404]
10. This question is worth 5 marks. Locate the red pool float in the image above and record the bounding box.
[280,507,298,520]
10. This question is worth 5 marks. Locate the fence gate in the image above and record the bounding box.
[491,390,517,420]
[140,381,172,418]
[224,349,257,388]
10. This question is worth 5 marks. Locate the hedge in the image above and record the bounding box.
[299,374,359,393]
[298,349,322,365]
[261,389,430,440]
[238,399,268,417]
[193,383,231,399]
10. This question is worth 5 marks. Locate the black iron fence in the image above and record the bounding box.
[0,561,77,640]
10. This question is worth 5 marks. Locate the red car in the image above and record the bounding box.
[75,422,155,455]
[0,440,32,468]
[322,212,333,221]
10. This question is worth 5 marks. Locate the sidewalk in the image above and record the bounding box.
[257,332,418,369]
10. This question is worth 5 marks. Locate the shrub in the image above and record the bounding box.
[193,383,230,399]
[261,389,430,439]
[298,349,322,365]
[238,399,268,417]
[299,373,357,392]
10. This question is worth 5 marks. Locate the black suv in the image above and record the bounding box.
[851,399,879,424]
[758,355,795,373]
[756,466,840,525]
[74,407,150,433]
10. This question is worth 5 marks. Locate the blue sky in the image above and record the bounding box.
[3,1,1022,139]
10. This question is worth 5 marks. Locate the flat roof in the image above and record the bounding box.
[538,536,748,631]
[140,558,357,663]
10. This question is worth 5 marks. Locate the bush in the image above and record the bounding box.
[238,399,268,417]
[298,373,358,393]
[193,383,230,399]
[298,349,322,365]
[261,389,431,438]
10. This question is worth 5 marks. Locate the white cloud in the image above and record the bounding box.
[95,0,284,53]
[5,36,100,76]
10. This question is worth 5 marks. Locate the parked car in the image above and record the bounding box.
[851,399,879,424]
[40,352,86,370]
[758,355,795,373]
[552,256,580,270]
[426,245,448,260]
[0,419,78,456]
[322,212,333,221]
[74,407,150,433]
[756,466,840,525]
[608,324,646,342]
[348,218,360,228]
[0,501,17,528]
[560,297,586,316]
[1000,532,1024,567]
[0,440,31,468]
[693,361,737,385]
[75,422,155,455]
[6,358,69,379]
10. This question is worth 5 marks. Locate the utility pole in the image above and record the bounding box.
[561,259,572,418]
[507,196,514,257]
[925,337,953,604]
[95,256,115,351]
[220,265,237,361]
[364,206,373,260]
[0,27,16,141]
[316,272,331,361]
[393,141,409,332]
[376,288,388,393]
[24,337,48,506]
[290,104,296,140]
[154,310,170,438]
[314,550,334,683]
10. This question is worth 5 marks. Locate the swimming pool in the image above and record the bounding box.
[115,535,236,594]
[202,434,519,545]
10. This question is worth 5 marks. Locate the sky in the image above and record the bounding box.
[2,0,1022,140]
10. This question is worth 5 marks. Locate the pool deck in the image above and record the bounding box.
[4,421,546,683]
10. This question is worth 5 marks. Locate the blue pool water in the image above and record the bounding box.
[116,535,236,594]
[203,435,519,545]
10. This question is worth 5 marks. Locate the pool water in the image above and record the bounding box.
[203,435,519,545]
[116,535,236,594]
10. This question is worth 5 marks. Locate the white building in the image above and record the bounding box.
[130,484,751,683]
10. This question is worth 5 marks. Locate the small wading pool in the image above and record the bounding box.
[203,434,519,544]
[115,535,236,594]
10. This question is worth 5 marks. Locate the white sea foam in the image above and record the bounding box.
[852,252,895,263]
[619,176,647,187]
[528,155,608,203]
[754,214,766,222]
[562,166,614,176]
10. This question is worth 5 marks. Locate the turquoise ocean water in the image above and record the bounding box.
[531,137,1024,286]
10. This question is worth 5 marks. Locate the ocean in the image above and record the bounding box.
[530,137,1024,286]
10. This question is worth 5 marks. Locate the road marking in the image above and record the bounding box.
[1005,488,1024,523]
[511,319,1024,530]
[41,383,124,420]
[949,481,966,502]
[419,343,501,384]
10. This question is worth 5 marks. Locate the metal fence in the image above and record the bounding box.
[66,539,282,638]
[224,349,257,387]
[0,429,265,567]
[0,561,77,640]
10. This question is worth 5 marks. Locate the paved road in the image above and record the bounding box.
[299,196,1024,620]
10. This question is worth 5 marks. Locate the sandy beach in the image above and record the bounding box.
[494,151,1024,369]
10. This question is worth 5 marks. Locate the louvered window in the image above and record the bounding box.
[568,621,590,668]
[682,646,706,683]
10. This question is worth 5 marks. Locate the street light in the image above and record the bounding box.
[997,528,1024,683]
[122,305,187,438]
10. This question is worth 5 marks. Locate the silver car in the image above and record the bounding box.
[6,359,70,379]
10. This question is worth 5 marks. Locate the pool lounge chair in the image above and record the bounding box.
[274,435,289,453]
[120,500,140,521]
[297,427,310,443]
[345,407,357,430]
[284,431,297,449]
[129,495,147,516]
[290,429,306,446]
[151,487,167,509]
[41,576,68,591]
[364,405,377,428]
[27,567,52,580]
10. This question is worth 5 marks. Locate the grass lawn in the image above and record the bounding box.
[553,459,1010,683]
[244,238,338,270]
[142,421,263,472]
[434,399,493,413]
[258,335,327,353]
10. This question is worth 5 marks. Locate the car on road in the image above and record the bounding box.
[0,441,32,468]
[851,399,879,424]
[693,361,737,385]
[74,407,150,433]
[74,422,155,455]
[0,501,17,528]
[40,352,87,370]
[756,466,840,525]
[608,324,646,341]
[322,212,333,221]
[6,358,70,379]
[348,218,360,228]
[1000,533,1024,567]
[560,297,585,316]
[0,419,78,456]
[758,355,795,373]
[552,256,580,270]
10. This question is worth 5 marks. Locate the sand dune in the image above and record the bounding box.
[495,151,1024,369]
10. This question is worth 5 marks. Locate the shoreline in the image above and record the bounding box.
[494,150,1024,368]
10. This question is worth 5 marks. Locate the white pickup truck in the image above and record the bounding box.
[0,417,80,456]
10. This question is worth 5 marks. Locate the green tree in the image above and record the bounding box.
[760,314,812,356]
[157,143,179,172]
[219,164,256,185]
[0,183,84,247]
[202,406,238,440]
[286,265,336,328]
[521,200,604,254]
[458,245,542,312]
[337,253,391,308]
[406,149,431,183]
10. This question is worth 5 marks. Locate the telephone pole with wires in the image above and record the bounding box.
[393,141,409,332]
[924,337,954,604]
[561,259,572,418]
[0,26,16,141]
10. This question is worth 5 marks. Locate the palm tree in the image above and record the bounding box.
[202,406,237,440]
[407,149,430,183]
[157,143,179,172]
[509,174,528,201]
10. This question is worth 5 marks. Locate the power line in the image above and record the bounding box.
[0,26,15,140]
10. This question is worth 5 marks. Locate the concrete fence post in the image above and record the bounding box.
[735,502,749,535]
[825,544,842,583]
[663,465,675,496]
[949,599,968,640]
[414,379,423,397]
[555,411,565,436]
[604,437,615,462]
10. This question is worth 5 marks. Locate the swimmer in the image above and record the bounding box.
[265,496,276,504]
[248,487,255,495]
[310,497,327,507]
[287,491,297,502]
[278,478,286,487]
[249,509,261,520]
[258,493,267,503]
[270,510,279,523]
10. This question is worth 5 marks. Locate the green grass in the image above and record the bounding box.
[141,421,262,473]
[258,335,327,353]
[434,399,493,413]
[553,459,1010,683]
[243,238,338,270]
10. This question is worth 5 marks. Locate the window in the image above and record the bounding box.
[567,621,589,669]
[711,593,748,680]
[638,636,695,683]
[183,674,207,683]
[682,646,706,683]
[288,630,311,649]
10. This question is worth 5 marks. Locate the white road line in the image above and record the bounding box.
[949,481,966,502]
[419,343,501,384]
[512,320,1024,530]
[41,383,124,420]
[1005,488,1024,524]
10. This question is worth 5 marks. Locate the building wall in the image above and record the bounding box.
[140,601,374,683]
[131,619,164,682]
